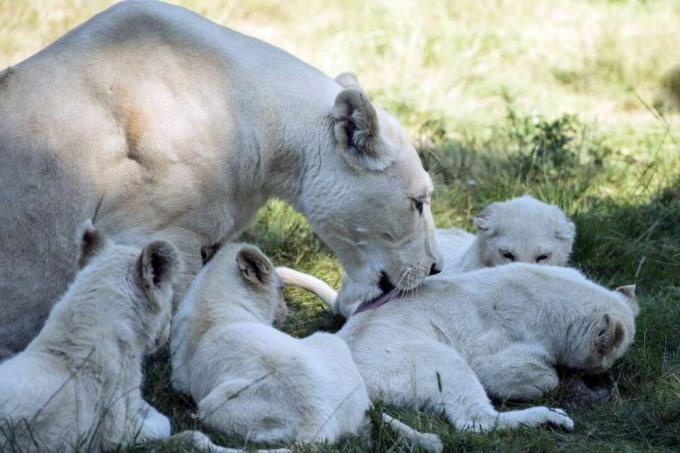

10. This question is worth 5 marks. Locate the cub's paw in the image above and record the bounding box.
[138,405,172,440]
[540,407,574,431]
[416,432,444,453]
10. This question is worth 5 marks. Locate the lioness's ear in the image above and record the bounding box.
[236,246,273,287]
[332,88,392,171]
[136,240,181,310]
[595,314,625,355]
[616,284,639,317]
[77,219,109,269]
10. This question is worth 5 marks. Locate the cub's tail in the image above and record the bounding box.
[274,267,338,313]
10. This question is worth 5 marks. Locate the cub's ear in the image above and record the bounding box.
[555,213,576,243]
[76,219,109,269]
[136,240,181,310]
[473,202,499,233]
[595,314,625,355]
[236,246,273,287]
[616,284,639,317]
[332,88,393,171]
[335,72,362,89]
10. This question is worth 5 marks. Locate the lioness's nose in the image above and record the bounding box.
[429,262,442,276]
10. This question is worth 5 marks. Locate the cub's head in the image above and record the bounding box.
[74,220,181,354]
[572,284,639,374]
[474,195,575,267]
[305,73,442,312]
[208,243,287,325]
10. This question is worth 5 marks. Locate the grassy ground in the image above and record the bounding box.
[2,0,679,451]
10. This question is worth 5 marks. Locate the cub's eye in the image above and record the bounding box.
[411,197,424,214]
[535,254,550,263]
[502,251,515,261]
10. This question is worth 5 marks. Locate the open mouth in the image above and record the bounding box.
[353,271,399,315]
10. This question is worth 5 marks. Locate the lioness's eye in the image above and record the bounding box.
[411,197,424,214]
[502,252,515,261]
[536,254,550,263]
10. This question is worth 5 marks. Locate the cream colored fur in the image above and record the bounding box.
[438,195,575,275]
[171,243,442,452]
[279,264,638,431]
[0,0,441,357]
[0,222,181,451]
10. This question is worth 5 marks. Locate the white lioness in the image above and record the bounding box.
[171,243,442,452]
[436,195,576,275]
[0,0,441,357]
[0,222,181,451]
[278,264,638,431]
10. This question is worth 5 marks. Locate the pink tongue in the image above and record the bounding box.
[354,288,398,315]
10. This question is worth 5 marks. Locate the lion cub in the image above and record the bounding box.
[0,222,181,451]
[437,195,575,275]
[171,243,442,451]
[283,264,638,432]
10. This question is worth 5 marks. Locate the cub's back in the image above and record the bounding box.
[0,353,97,450]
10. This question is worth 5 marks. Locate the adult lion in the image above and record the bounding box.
[0,1,441,357]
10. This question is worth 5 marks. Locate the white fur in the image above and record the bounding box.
[0,0,440,356]
[438,195,575,275]
[171,243,442,451]
[0,222,181,451]
[281,264,638,431]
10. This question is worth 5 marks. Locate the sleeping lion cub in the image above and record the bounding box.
[171,243,442,451]
[0,222,181,451]
[278,264,638,431]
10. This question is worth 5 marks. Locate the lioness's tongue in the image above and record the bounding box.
[354,288,398,315]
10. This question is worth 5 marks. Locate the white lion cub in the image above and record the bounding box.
[0,221,181,452]
[171,243,442,451]
[437,195,575,275]
[280,264,638,431]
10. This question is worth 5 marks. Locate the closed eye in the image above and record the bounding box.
[536,253,551,263]
[501,251,515,261]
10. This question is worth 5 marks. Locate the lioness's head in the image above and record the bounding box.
[304,73,442,314]
[74,221,181,354]
[474,195,575,267]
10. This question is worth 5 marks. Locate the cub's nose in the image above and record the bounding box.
[429,262,442,276]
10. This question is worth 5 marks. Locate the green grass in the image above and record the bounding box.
[2,0,679,451]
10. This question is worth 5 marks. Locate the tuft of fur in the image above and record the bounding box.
[437,195,575,275]
[171,243,441,451]
[0,221,181,452]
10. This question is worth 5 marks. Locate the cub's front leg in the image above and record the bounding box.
[469,345,559,401]
[102,394,171,448]
[357,341,573,432]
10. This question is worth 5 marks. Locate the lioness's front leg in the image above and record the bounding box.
[470,345,559,401]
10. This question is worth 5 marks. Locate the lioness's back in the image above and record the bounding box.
[0,0,341,356]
